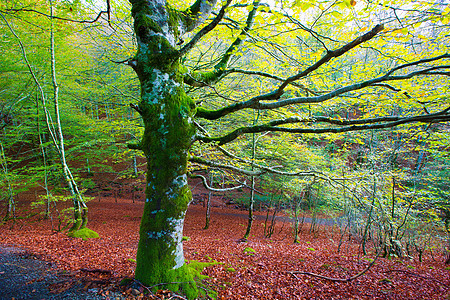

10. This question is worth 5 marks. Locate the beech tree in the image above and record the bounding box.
[120,0,450,296]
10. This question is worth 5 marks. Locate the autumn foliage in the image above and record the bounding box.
[1,194,449,299]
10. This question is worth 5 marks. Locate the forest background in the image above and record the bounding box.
[0,0,450,299]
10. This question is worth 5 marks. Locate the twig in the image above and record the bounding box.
[137,280,191,300]
[384,269,449,288]
[134,279,156,297]
[4,0,111,25]
[79,268,112,274]
[289,251,381,282]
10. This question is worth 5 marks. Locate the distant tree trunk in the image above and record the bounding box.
[36,105,51,219]
[0,141,15,221]
[132,154,138,178]
[445,222,450,265]
[204,171,213,229]
[244,112,260,240]
[243,175,255,240]
[293,196,304,244]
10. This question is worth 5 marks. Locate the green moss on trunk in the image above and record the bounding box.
[128,2,210,297]
[134,49,198,299]
[69,202,81,232]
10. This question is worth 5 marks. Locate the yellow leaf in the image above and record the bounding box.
[444,4,450,15]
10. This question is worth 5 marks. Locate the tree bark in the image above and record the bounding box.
[129,0,217,296]
[49,0,88,232]
[204,171,213,230]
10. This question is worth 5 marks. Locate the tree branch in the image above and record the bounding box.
[384,269,449,287]
[3,0,111,24]
[190,155,264,176]
[216,146,319,177]
[184,0,261,86]
[214,0,261,70]
[181,0,218,33]
[195,24,385,120]
[289,251,380,282]
[196,53,450,120]
[186,67,319,95]
[198,108,450,145]
[178,0,232,57]
[193,121,320,177]
[189,173,246,192]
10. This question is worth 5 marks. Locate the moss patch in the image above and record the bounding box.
[186,260,222,298]
[243,247,256,256]
[67,227,99,240]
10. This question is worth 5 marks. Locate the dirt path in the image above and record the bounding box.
[0,246,124,300]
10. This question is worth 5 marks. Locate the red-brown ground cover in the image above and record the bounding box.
[1,196,449,299]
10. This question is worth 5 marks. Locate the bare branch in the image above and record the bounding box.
[196,53,450,120]
[217,146,318,177]
[189,173,246,192]
[3,1,111,24]
[190,155,264,176]
[372,83,411,98]
[178,0,232,57]
[289,250,381,282]
[196,25,385,120]
[198,108,450,145]
[383,269,449,287]
[227,68,319,95]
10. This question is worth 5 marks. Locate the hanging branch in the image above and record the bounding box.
[3,0,112,24]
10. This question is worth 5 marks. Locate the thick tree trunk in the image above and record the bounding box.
[134,65,196,294]
[131,26,197,295]
[128,0,218,296]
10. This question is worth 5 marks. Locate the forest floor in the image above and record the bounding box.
[1,196,449,300]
